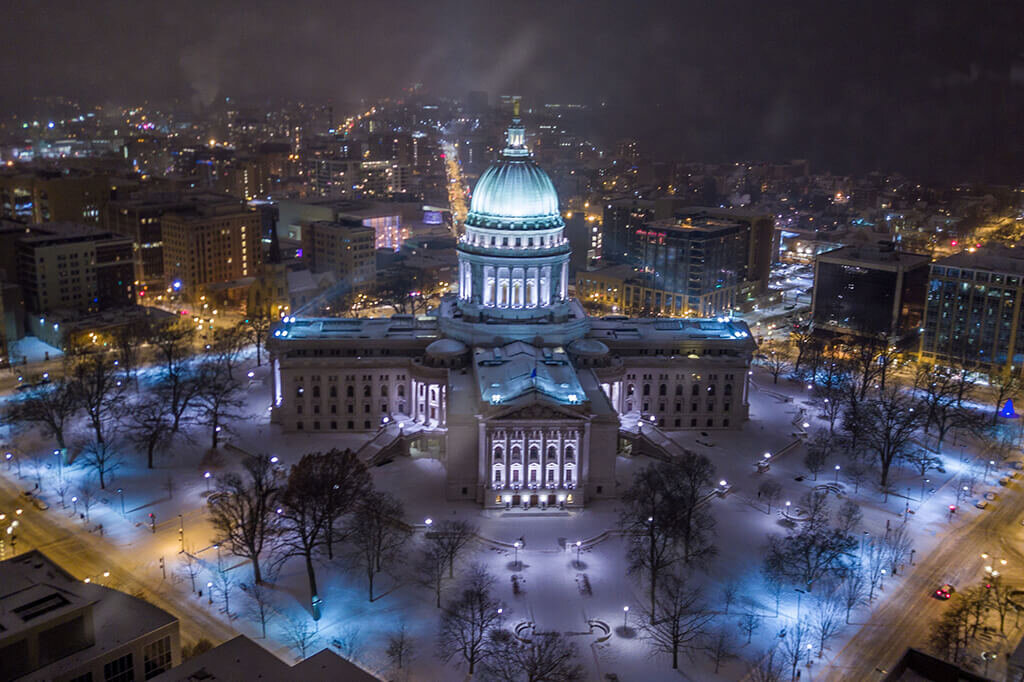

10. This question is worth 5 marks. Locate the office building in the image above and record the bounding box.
[811,241,929,344]
[300,221,376,287]
[0,169,112,225]
[920,246,1024,369]
[17,224,134,314]
[161,201,263,289]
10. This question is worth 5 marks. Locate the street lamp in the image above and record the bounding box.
[71,495,78,515]
[513,541,522,571]
[178,514,184,553]
[623,605,630,629]
[206,581,213,604]
[425,517,433,529]
[117,488,125,516]
[575,540,582,566]
[834,464,840,483]
[204,471,212,492]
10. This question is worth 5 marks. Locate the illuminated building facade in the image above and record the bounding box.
[268,114,756,508]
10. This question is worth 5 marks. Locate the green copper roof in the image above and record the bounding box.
[466,158,563,230]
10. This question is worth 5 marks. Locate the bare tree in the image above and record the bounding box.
[705,624,738,674]
[241,315,272,367]
[438,565,505,675]
[782,618,811,681]
[209,454,282,584]
[211,564,237,615]
[278,450,371,610]
[840,563,868,623]
[760,340,792,384]
[860,384,925,489]
[639,570,714,670]
[433,519,478,579]
[156,364,202,433]
[71,354,126,445]
[903,448,943,478]
[123,393,173,469]
[208,325,248,380]
[112,317,151,389]
[722,580,740,615]
[78,438,121,489]
[763,491,856,589]
[883,522,914,576]
[244,580,278,638]
[386,622,416,678]
[282,614,319,661]
[346,490,411,601]
[803,430,830,480]
[810,590,845,657]
[758,479,783,514]
[420,540,448,608]
[865,541,887,602]
[77,479,97,522]
[988,366,1024,424]
[195,359,245,450]
[178,549,202,594]
[930,596,972,665]
[8,379,78,450]
[54,472,71,509]
[333,623,363,661]
[747,646,785,682]
[621,465,681,622]
[482,629,585,682]
[738,610,761,644]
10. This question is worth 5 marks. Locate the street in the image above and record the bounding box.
[0,472,238,648]
[823,475,1024,680]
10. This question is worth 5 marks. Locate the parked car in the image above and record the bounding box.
[935,584,956,600]
[31,496,49,511]
[984,491,998,501]
[975,499,990,509]
[1013,461,1024,471]
[999,476,1011,486]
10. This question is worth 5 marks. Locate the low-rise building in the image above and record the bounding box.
[0,550,181,682]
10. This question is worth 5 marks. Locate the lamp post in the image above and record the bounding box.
[834,464,841,483]
[623,605,630,629]
[178,514,184,553]
[425,517,433,532]
[921,478,929,501]
[117,488,125,516]
[207,581,213,604]
[513,540,522,571]
[204,471,212,493]
[71,495,78,515]
[575,540,582,567]
[795,587,806,620]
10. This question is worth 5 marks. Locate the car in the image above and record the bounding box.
[984,491,998,501]
[1009,470,1022,479]
[935,584,956,600]
[1000,476,1011,486]
[975,499,989,509]
[1013,461,1024,471]
[31,497,49,511]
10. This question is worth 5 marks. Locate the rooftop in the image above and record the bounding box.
[936,245,1024,276]
[588,316,754,344]
[151,635,379,682]
[0,550,177,679]
[816,242,930,269]
[473,341,587,407]
[272,314,441,342]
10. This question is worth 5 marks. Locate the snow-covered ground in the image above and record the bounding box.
[0,353,1012,680]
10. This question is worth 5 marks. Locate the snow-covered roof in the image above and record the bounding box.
[587,316,755,345]
[473,342,587,407]
[272,315,441,343]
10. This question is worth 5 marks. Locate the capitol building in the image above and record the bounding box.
[267,114,756,509]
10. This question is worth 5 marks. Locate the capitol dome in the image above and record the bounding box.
[466,160,563,229]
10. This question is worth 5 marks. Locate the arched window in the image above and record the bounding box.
[707,385,716,396]
[642,384,651,396]
[724,383,733,396]
[329,385,337,398]
[312,385,320,398]
[626,384,635,397]
[397,385,405,398]
[565,445,575,462]
[363,385,371,398]
[692,384,700,396]
[494,446,504,463]
[512,446,521,461]
[675,384,683,396]
[346,385,354,398]
[529,446,539,461]
[381,385,389,397]
[547,445,557,460]
[659,384,667,396]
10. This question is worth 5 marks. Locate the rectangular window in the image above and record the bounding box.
[143,636,172,679]
[104,653,134,682]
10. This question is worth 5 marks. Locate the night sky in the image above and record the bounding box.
[3,1,1023,180]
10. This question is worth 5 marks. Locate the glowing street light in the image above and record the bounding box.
[834,464,841,483]
[513,540,522,571]
[575,540,582,566]
[623,605,630,628]
[204,471,212,492]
